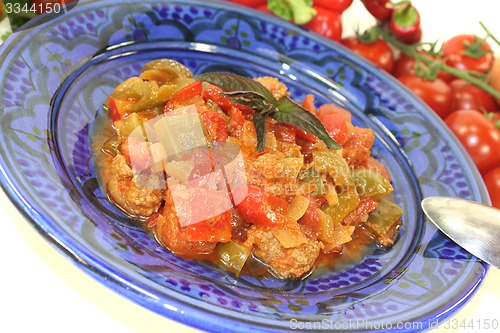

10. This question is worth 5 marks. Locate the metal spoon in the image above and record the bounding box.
[421,196,500,269]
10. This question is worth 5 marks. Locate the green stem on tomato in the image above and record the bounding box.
[267,0,316,25]
[479,21,500,49]
[387,0,411,9]
[379,28,500,100]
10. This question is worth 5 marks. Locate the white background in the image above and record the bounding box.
[1,1,499,333]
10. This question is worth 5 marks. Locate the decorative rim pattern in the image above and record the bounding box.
[0,1,489,332]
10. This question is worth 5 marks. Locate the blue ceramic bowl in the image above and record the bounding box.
[0,0,489,332]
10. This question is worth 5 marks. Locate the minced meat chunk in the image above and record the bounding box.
[247,223,323,279]
[106,154,163,217]
[254,76,290,100]
[154,190,217,256]
[342,125,375,167]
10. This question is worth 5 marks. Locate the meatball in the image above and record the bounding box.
[154,191,217,256]
[247,223,322,279]
[106,154,163,217]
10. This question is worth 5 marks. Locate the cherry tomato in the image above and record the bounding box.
[442,34,494,75]
[483,167,500,209]
[341,35,395,72]
[398,74,453,119]
[449,79,497,113]
[392,52,453,83]
[486,111,500,129]
[227,0,267,7]
[235,185,287,226]
[389,3,422,44]
[445,110,500,175]
[303,6,342,42]
[314,0,353,13]
[392,53,416,77]
[360,0,393,21]
[256,4,272,14]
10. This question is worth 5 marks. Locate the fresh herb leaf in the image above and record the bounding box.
[273,97,340,150]
[196,72,276,103]
[253,111,271,152]
[221,91,275,112]
[222,91,277,151]
[196,72,340,152]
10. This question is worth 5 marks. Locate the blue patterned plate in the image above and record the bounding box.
[0,1,489,332]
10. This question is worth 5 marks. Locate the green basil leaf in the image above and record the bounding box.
[196,72,277,103]
[253,111,269,152]
[222,91,275,112]
[197,72,340,152]
[273,97,340,150]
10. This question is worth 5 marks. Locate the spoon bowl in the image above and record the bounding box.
[421,196,500,269]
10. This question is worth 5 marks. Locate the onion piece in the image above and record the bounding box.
[164,160,195,182]
[149,142,168,173]
[153,105,207,156]
[285,195,310,221]
[272,227,308,249]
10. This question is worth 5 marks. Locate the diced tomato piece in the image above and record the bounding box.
[199,109,228,142]
[203,84,234,112]
[267,192,289,213]
[165,81,204,112]
[318,103,352,122]
[185,211,232,243]
[342,126,375,166]
[302,94,318,115]
[317,112,349,145]
[109,96,134,121]
[235,185,287,226]
[297,96,351,145]
[180,147,215,179]
[295,128,318,143]
[154,205,217,256]
[342,198,379,226]
[147,211,160,228]
[298,199,321,236]
[227,106,245,137]
[269,123,297,143]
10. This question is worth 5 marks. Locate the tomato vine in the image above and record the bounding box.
[378,27,500,100]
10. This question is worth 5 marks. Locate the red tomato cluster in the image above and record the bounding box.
[349,2,500,209]
[229,0,351,42]
[229,0,500,208]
